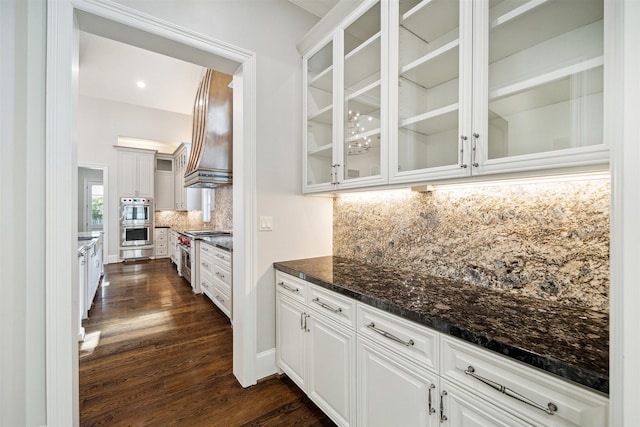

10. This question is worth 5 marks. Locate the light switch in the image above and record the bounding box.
[259,216,273,231]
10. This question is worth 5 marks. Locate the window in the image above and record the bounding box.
[87,182,104,230]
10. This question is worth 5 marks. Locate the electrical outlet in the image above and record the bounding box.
[259,216,273,231]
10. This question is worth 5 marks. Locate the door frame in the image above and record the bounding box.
[46,1,258,425]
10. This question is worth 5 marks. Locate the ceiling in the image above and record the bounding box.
[78,2,338,116]
[79,31,204,116]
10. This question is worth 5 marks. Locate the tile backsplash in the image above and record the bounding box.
[155,186,233,231]
[334,179,610,312]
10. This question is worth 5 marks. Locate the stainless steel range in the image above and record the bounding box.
[177,230,231,289]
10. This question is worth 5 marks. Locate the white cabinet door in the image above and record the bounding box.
[117,148,155,197]
[390,0,472,184]
[441,381,530,427]
[136,153,154,198]
[306,312,356,427]
[118,150,137,197]
[155,172,174,210]
[275,293,307,391]
[303,0,387,194]
[472,0,607,176]
[357,336,439,427]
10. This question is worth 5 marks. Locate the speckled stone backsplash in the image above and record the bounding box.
[333,179,610,312]
[155,186,233,231]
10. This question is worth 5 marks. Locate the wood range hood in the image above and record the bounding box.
[184,69,233,188]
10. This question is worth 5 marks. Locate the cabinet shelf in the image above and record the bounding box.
[308,104,334,125]
[401,0,459,46]
[489,0,603,63]
[345,33,381,88]
[307,143,333,158]
[400,39,459,90]
[400,103,458,135]
[310,65,333,92]
[346,128,380,144]
[490,56,604,101]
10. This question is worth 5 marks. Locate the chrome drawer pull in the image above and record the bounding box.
[464,366,558,415]
[312,297,342,313]
[277,281,299,293]
[440,390,447,423]
[367,322,414,346]
[428,383,436,415]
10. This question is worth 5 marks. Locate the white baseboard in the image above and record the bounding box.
[255,348,278,381]
[107,254,119,264]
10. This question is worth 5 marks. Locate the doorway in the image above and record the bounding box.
[47,3,258,425]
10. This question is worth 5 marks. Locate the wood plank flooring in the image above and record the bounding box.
[79,259,334,427]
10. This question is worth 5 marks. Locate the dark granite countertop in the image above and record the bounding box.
[200,236,233,252]
[274,256,609,394]
[155,225,170,229]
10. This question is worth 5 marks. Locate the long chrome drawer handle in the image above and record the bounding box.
[312,297,342,313]
[277,281,299,293]
[464,366,558,415]
[367,322,414,346]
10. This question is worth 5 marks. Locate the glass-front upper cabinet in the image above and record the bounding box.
[340,0,386,188]
[474,0,606,174]
[390,0,471,184]
[304,40,335,191]
[303,0,387,193]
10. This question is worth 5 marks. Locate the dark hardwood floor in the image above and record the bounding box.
[79,259,334,427]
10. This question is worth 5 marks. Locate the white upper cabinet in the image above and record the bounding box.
[390,0,470,183]
[303,0,388,193]
[117,147,155,198]
[301,0,609,192]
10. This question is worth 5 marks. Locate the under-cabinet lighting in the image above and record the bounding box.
[338,188,413,203]
[411,171,610,193]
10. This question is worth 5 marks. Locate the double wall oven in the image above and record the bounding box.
[119,197,154,260]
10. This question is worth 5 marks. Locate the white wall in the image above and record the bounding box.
[76,95,192,261]
[109,0,333,353]
[0,0,47,425]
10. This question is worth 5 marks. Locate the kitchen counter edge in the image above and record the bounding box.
[274,257,608,395]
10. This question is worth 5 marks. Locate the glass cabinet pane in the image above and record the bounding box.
[396,0,461,173]
[343,2,382,181]
[487,0,604,159]
[306,41,334,187]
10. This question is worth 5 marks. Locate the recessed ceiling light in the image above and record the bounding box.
[136,81,146,89]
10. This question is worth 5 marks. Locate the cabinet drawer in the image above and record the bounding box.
[307,283,355,329]
[200,275,213,296]
[212,284,231,317]
[357,303,438,373]
[275,271,307,304]
[199,253,214,275]
[155,231,167,241]
[212,263,231,287]
[440,336,608,427]
[211,246,231,265]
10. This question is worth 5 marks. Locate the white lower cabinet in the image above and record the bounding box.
[357,336,439,427]
[275,271,356,427]
[274,271,609,427]
[276,293,307,390]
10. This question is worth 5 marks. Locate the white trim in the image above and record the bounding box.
[611,0,640,425]
[255,348,279,381]
[47,1,259,424]
[46,1,76,425]
[232,61,259,388]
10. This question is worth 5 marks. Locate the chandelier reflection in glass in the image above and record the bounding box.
[346,110,371,156]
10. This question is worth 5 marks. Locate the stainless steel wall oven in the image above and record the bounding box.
[119,197,153,260]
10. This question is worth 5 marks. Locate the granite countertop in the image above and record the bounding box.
[155,225,170,229]
[274,256,609,394]
[199,236,233,252]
